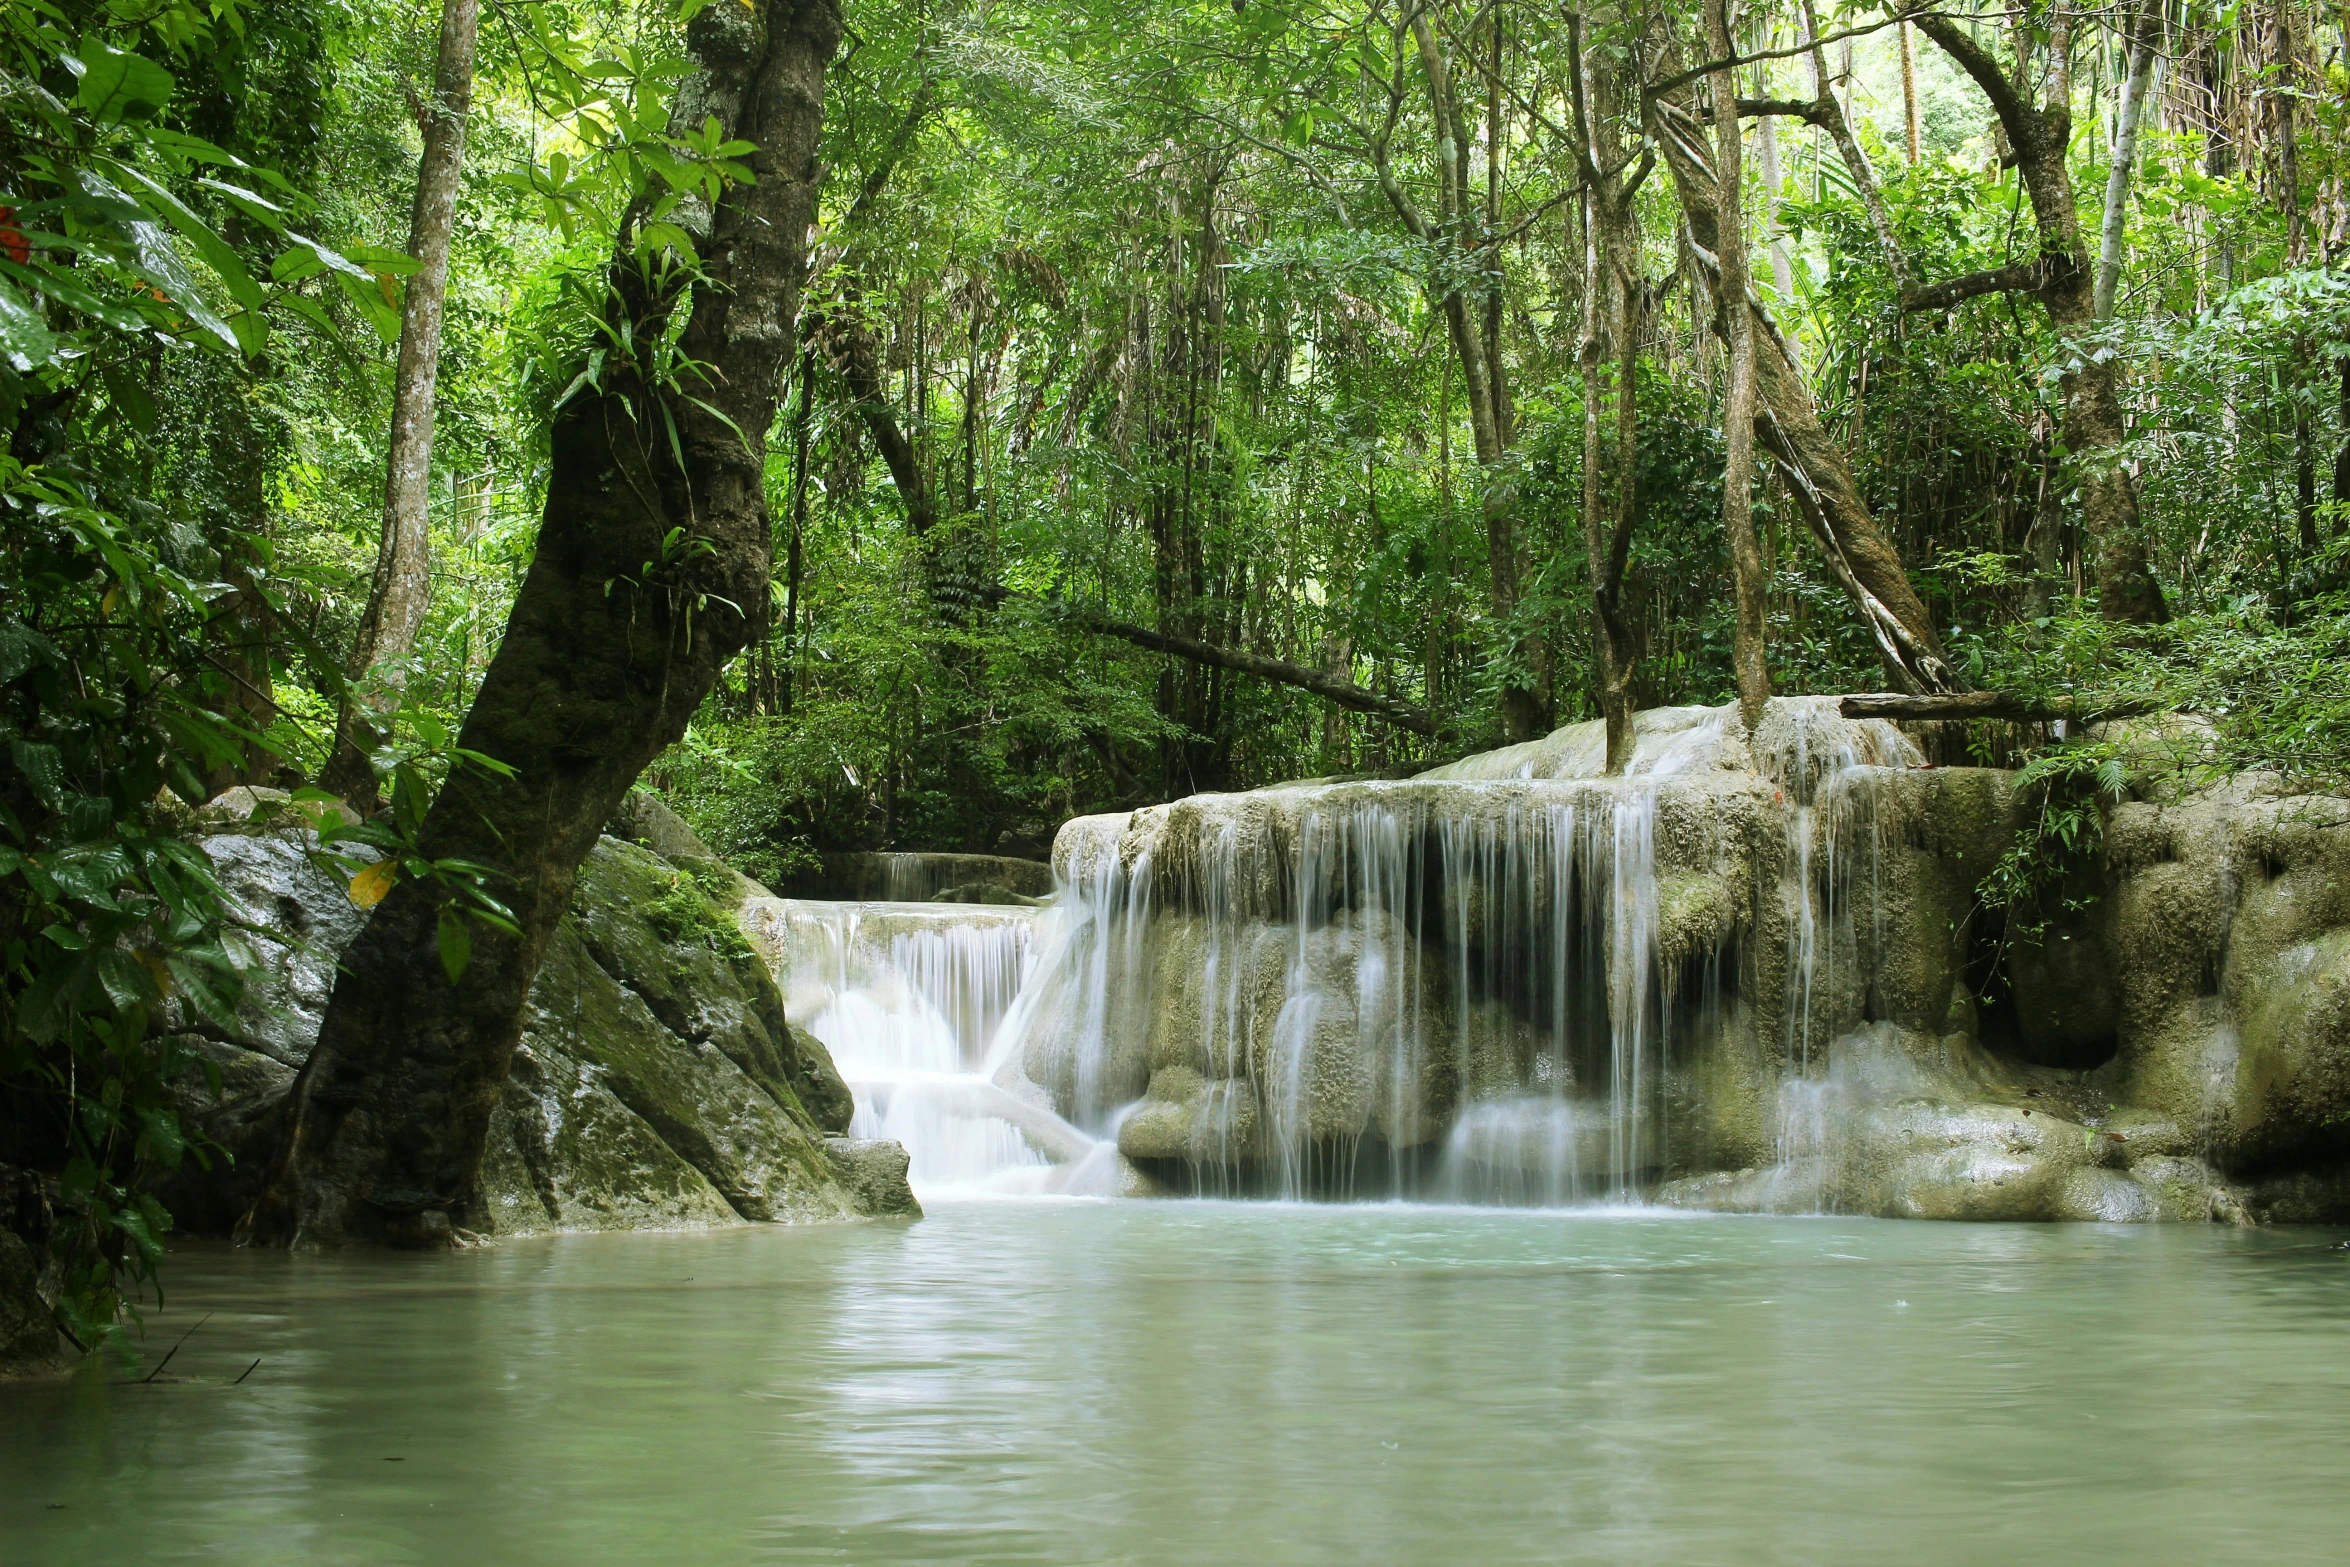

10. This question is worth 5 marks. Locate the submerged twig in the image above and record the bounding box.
[139,1312,213,1384]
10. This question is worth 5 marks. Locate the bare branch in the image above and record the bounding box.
[1901,257,2050,312]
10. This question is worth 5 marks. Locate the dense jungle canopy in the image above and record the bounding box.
[2,0,2347,1319]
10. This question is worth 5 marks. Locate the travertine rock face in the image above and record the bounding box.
[1019,698,2350,1220]
[164,819,911,1239]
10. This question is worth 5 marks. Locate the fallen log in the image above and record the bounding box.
[1840,692,2159,723]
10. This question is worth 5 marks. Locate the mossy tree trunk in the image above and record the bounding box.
[243,0,842,1248]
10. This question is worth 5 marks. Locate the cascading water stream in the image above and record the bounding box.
[739,700,1930,1212]
[742,898,1090,1194]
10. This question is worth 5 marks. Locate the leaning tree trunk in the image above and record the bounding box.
[1651,97,1959,695]
[243,0,842,1249]
[322,0,482,808]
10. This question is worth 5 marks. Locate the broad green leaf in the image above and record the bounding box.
[71,40,175,124]
[112,164,269,314]
[70,169,239,350]
[94,947,152,1010]
[0,278,62,369]
[10,739,65,809]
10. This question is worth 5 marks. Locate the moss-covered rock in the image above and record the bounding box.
[165,824,905,1239]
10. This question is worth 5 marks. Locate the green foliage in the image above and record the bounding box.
[1977,742,2129,943]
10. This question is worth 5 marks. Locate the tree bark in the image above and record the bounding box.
[1912,12,2169,625]
[1899,19,1922,164]
[323,0,482,808]
[1753,95,1796,298]
[1568,14,1642,774]
[1710,0,1771,731]
[1651,96,1959,695]
[827,296,936,538]
[2095,0,2161,320]
[243,0,842,1249]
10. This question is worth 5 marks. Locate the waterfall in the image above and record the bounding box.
[1003,774,1690,1204]
[741,698,1941,1212]
[743,898,1079,1194]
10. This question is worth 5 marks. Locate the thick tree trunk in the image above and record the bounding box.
[1913,13,2169,625]
[1710,0,1771,731]
[243,0,841,1249]
[1652,97,1958,695]
[323,0,481,807]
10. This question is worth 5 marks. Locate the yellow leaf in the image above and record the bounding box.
[349,860,397,908]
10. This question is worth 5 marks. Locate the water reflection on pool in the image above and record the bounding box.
[4,1202,2348,1565]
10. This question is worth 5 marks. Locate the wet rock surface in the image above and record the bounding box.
[1023,698,2350,1221]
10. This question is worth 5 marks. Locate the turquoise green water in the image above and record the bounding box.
[4,1202,2348,1565]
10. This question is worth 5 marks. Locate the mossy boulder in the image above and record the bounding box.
[163,821,909,1239]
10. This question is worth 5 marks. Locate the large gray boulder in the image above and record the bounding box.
[163,813,912,1238]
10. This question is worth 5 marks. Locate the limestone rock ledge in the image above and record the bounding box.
[1042,699,2350,1222]
[161,814,915,1239]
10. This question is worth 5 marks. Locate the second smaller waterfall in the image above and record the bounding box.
[741,898,1100,1194]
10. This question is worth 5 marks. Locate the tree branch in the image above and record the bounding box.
[1738,96,1831,123]
[1900,257,2050,312]
[1013,589,1436,735]
[1647,8,1945,101]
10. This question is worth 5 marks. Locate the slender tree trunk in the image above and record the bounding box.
[1754,94,1796,298]
[2273,0,2305,263]
[1568,14,1642,772]
[1802,0,1905,288]
[1576,94,1624,768]
[243,0,842,1249]
[2334,356,2350,527]
[781,342,815,715]
[1899,19,1922,164]
[2096,0,2162,320]
[1710,0,1770,729]
[1396,12,1543,742]
[323,0,481,808]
